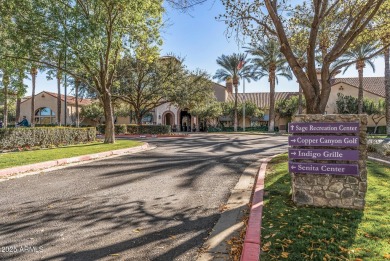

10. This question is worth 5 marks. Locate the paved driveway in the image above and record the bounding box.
[0,134,288,261]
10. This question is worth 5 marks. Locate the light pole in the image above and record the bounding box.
[243,78,246,132]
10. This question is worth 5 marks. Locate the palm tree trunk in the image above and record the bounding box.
[358,67,364,114]
[16,97,21,124]
[30,67,37,127]
[75,79,80,127]
[57,72,62,125]
[385,47,390,137]
[298,84,303,114]
[2,73,9,127]
[268,71,276,132]
[234,83,238,132]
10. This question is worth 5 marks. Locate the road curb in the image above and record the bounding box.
[0,143,150,178]
[240,155,277,261]
[197,155,281,261]
[368,156,390,166]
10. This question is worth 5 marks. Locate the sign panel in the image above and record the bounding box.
[288,136,359,147]
[289,162,359,175]
[288,122,359,133]
[289,148,359,160]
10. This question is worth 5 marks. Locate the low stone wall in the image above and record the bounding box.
[290,114,367,209]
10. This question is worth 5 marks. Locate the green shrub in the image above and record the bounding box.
[115,124,127,134]
[97,124,171,135]
[97,124,105,134]
[126,124,171,134]
[367,126,386,134]
[207,125,275,132]
[0,127,96,150]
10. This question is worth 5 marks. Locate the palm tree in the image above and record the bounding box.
[74,78,81,127]
[30,66,38,127]
[2,71,10,127]
[56,71,62,125]
[341,43,378,114]
[384,45,390,137]
[214,53,248,131]
[246,39,292,133]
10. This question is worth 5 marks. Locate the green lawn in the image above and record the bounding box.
[260,154,390,260]
[0,140,143,169]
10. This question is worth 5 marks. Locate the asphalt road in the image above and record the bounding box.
[0,134,288,261]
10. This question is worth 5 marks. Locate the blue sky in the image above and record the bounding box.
[27,1,385,96]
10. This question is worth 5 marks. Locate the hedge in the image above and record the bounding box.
[367,126,386,134]
[0,127,96,150]
[97,124,171,135]
[207,126,277,132]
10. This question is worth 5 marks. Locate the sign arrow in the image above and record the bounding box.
[290,152,296,155]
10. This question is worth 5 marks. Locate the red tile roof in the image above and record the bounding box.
[332,77,385,97]
[227,92,299,109]
[21,91,93,106]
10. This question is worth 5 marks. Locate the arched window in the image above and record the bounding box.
[35,107,56,125]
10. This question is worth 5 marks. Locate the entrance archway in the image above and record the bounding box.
[162,111,174,126]
[179,108,191,132]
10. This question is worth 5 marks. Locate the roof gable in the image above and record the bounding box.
[332,77,385,97]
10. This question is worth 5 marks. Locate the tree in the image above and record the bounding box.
[221,0,390,114]
[341,43,378,114]
[337,94,386,133]
[336,93,359,114]
[221,101,263,124]
[190,100,223,131]
[80,102,104,124]
[246,39,292,132]
[214,53,248,132]
[364,99,386,134]
[114,54,213,124]
[2,0,163,143]
[385,46,390,136]
[275,95,304,123]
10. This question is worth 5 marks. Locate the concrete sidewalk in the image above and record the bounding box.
[0,143,151,179]
[197,155,277,261]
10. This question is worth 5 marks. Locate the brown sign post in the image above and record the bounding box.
[289,114,367,209]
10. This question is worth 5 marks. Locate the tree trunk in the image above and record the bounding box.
[2,73,9,127]
[384,47,390,137]
[135,111,142,125]
[234,84,238,132]
[268,72,276,132]
[75,79,80,128]
[102,90,115,143]
[357,66,364,114]
[298,84,303,114]
[16,97,21,124]
[57,72,62,125]
[30,67,37,127]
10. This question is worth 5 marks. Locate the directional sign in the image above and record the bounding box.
[289,162,359,175]
[288,122,359,133]
[288,136,359,147]
[289,148,359,160]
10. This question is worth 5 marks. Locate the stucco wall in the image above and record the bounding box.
[326,83,386,127]
[19,92,85,125]
[213,83,227,102]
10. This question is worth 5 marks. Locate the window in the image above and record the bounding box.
[35,107,56,125]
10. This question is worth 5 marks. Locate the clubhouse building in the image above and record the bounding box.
[18,74,387,132]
